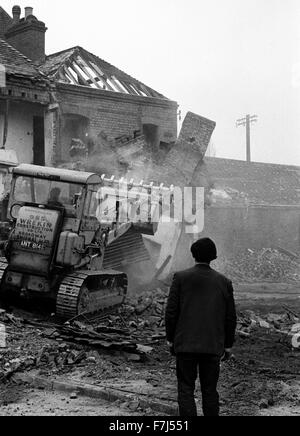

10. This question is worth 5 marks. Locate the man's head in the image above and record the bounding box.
[191,237,217,264]
[49,187,61,202]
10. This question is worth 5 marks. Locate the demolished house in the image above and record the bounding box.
[0,5,178,170]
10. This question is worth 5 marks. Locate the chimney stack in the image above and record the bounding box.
[5,6,47,62]
[25,7,33,18]
[12,5,21,23]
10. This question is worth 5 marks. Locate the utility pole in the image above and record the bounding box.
[236,114,258,163]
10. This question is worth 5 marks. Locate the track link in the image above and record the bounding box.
[56,270,128,320]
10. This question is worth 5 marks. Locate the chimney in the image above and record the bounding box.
[25,7,33,18]
[12,5,21,23]
[5,6,47,63]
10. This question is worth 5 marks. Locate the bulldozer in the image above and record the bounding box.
[0,164,171,319]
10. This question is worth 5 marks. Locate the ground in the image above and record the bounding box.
[0,383,138,416]
[0,287,300,416]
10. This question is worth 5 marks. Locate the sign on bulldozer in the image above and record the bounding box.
[13,206,60,255]
[0,322,6,348]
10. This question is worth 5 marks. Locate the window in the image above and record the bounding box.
[13,176,85,218]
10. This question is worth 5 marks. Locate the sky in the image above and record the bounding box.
[1,0,300,165]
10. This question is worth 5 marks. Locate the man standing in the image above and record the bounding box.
[165,238,237,417]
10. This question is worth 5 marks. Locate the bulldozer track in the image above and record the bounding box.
[56,270,127,320]
[56,272,87,319]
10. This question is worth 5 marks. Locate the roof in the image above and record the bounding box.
[198,157,300,206]
[0,7,13,38]
[39,46,167,99]
[13,164,101,185]
[0,38,42,78]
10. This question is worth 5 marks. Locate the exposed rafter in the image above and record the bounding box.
[39,46,167,99]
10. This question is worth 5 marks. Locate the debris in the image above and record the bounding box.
[0,311,23,327]
[135,301,153,316]
[258,399,269,409]
[237,330,251,338]
[266,314,286,324]
[70,392,78,400]
[136,345,153,354]
[126,354,141,362]
[259,320,270,329]
[275,246,299,261]
[291,324,300,334]
[268,398,275,407]
[56,323,138,354]
[42,329,58,338]
[128,399,140,412]
[213,248,300,284]
[282,305,299,319]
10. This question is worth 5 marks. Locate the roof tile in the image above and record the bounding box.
[0,7,13,39]
[0,38,42,78]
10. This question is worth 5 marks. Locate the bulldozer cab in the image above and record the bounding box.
[8,165,101,222]
[5,165,102,275]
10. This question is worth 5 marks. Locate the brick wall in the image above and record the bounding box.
[56,84,178,164]
[198,157,300,206]
[5,21,46,62]
[150,112,216,186]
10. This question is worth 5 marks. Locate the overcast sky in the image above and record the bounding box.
[2,0,300,165]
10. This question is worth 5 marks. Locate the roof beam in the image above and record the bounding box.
[75,58,103,89]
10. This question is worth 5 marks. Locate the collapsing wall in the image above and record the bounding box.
[145,113,300,283]
[149,112,216,186]
[144,112,217,280]
[54,85,178,167]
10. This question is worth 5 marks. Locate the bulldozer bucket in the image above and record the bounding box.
[103,227,150,270]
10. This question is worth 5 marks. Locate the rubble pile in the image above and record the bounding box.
[1,288,300,416]
[0,291,168,381]
[42,289,169,357]
[36,343,87,369]
[120,288,168,330]
[0,311,90,380]
[237,309,300,348]
[1,286,299,392]
[214,248,300,284]
[56,322,139,354]
[0,309,23,327]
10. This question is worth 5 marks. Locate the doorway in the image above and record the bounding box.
[33,116,45,166]
[143,124,159,152]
